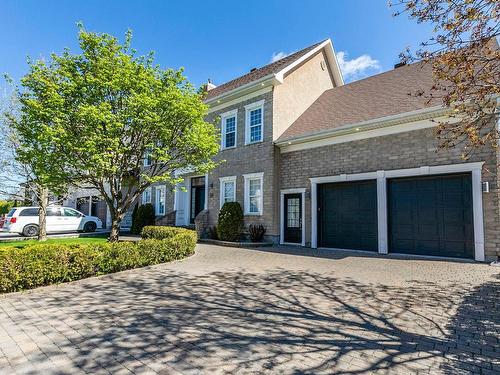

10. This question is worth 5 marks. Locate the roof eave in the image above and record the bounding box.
[205,74,281,105]
[275,105,447,146]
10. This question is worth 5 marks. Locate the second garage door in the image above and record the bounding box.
[388,173,474,258]
[318,180,378,251]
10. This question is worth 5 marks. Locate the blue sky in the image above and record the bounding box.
[0,0,433,89]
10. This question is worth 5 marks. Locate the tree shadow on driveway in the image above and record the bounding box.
[6,265,496,374]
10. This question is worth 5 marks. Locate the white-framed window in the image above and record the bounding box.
[142,187,152,204]
[221,109,237,149]
[219,176,236,208]
[243,172,263,215]
[244,100,264,145]
[155,186,166,215]
[144,148,153,167]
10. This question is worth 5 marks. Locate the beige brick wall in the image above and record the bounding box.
[280,126,500,261]
[205,91,280,240]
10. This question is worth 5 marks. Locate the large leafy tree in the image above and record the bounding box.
[391,0,499,158]
[2,83,69,241]
[11,26,219,241]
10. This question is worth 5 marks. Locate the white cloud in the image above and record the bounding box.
[336,51,380,81]
[270,51,288,63]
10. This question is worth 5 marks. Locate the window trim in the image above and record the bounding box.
[220,109,238,150]
[243,172,264,216]
[143,148,153,167]
[219,176,237,208]
[142,187,152,204]
[244,100,265,145]
[155,186,166,216]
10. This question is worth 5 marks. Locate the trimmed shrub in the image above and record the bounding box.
[132,203,155,234]
[217,202,243,242]
[0,233,196,294]
[130,203,139,234]
[141,226,197,241]
[248,224,266,242]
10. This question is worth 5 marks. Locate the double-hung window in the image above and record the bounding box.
[245,100,264,144]
[219,176,236,208]
[155,186,166,216]
[243,172,263,215]
[221,109,237,149]
[144,148,153,167]
[142,187,152,204]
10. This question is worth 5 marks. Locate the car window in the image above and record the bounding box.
[6,209,16,217]
[63,208,81,217]
[46,208,61,216]
[19,208,39,217]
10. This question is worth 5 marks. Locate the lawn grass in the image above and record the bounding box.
[0,235,109,249]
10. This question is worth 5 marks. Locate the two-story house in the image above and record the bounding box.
[145,39,500,262]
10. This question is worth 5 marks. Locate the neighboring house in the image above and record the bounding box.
[147,39,499,262]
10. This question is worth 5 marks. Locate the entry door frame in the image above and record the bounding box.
[280,188,306,246]
[174,174,208,226]
[309,162,485,261]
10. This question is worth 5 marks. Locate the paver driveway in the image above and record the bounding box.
[0,245,498,374]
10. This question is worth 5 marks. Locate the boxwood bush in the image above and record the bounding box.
[0,230,197,294]
[141,226,197,240]
[217,202,243,241]
[131,203,155,234]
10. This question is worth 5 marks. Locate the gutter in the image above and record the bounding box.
[275,105,448,147]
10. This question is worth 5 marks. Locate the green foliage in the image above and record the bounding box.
[130,202,139,233]
[248,224,266,242]
[0,234,196,293]
[131,203,155,235]
[217,202,243,242]
[8,25,220,240]
[0,200,14,215]
[141,225,197,241]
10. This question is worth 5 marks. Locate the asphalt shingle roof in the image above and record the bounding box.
[278,61,440,142]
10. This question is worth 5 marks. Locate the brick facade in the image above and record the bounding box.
[280,126,500,261]
[204,90,280,241]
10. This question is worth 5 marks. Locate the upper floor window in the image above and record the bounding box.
[245,100,264,145]
[221,109,237,149]
[219,176,236,208]
[144,148,153,167]
[243,172,263,215]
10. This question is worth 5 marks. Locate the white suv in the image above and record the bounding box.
[2,206,103,237]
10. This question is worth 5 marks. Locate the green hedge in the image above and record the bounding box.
[141,226,197,240]
[0,233,197,294]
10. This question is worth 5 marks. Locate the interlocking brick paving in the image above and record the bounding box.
[0,245,498,374]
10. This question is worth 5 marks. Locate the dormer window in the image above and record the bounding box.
[245,100,264,144]
[221,109,237,149]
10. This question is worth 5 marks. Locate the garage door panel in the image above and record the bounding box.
[389,173,474,258]
[319,180,378,251]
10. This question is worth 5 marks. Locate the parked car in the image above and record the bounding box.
[2,206,103,237]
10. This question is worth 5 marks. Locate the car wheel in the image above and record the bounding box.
[83,221,97,233]
[23,224,39,237]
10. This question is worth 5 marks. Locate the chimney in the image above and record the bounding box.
[206,78,217,91]
[394,62,406,69]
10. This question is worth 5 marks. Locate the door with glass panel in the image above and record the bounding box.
[284,193,302,243]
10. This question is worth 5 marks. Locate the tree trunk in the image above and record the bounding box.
[108,212,124,242]
[38,186,48,242]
